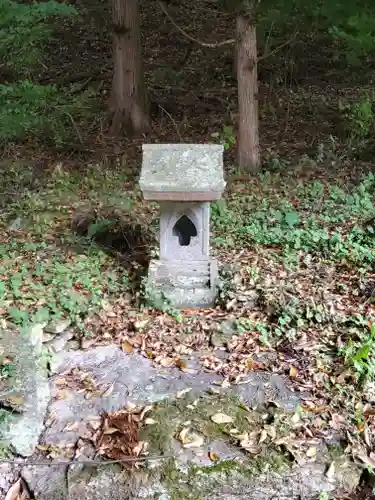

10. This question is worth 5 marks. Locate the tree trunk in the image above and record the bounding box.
[109,0,149,135]
[236,15,260,172]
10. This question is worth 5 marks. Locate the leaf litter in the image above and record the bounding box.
[81,229,375,471]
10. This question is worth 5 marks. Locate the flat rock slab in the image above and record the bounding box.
[0,324,50,456]
[46,345,298,446]
[20,344,361,500]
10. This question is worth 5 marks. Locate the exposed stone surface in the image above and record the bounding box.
[1,340,359,500]
[0,323,51,456]
[44,329,75,353]
[45,319,72,335]
[210,318,237,346]
[148,259,218,308]
[0,464,19,498]
[22,465,68,500]
[140,144,225,199]
[162,460,361,500]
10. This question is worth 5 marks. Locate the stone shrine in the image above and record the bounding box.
[140,143,225,308]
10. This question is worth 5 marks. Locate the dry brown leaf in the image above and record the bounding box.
[183,434,204,448]
[160,357,175,367]
[125,402,137,412]
[54,378,68,386]
[37,444,51,452]
[264,425,277,441]
[133,441,145,456]
[89,419,101,430]
[81,337,96,349]
[5,479,21,500]
[208,451,220,462]
[178,428,204,448]
[289,366,297,378]
[103,427,120,435]
[139,405,153,421]
[63,421,79,432]
[291,412,300,424]
[144,418,157,425]
[134,319,149,330]
[211,413,234,424]
[326,462,335,479]
[6,396,24,406]
[122,341,133,353]
[180,366,197,374]
[259,429,268,444]
[174,358,187,370]
[306,446,317,458]
[178,427,189,444]
[356,451,375,469]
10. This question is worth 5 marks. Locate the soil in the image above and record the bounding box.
[20,0,375,182]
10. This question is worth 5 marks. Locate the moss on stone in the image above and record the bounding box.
[141,391,264,454]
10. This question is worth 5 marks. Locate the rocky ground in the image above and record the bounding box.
[0,319,364,499]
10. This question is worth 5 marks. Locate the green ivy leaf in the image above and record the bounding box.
[284,211,300,228]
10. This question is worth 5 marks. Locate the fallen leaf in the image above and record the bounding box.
[211,413,234,424]
[6,396,24,406]
[291,412,300,424]
[183,434,204,449]
[134,319,149,330]
[326,461,335,479]
[144,418,157,425]
[180,366,197,374]
[133,441,145,456]
[178,428,204,448]
[264,425,277,441]
[101,384,114,398]
[122,341,133,353]
[177,388,192,399]
[125,402,137,412]
[289,366,297,378]
[139,405,153,420]
[103,427,120,435]
[306,446,317,458]
[208,451,220,462]
[160,357,175,367]
[81,337,96,349]
[356,451,375,469]
[175,358,187,370]
[63,422,79,432]
[5,479,21,500]
[259,429,268,444]
[37,444,51,452]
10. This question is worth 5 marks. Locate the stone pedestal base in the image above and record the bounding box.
[148,259,218,308]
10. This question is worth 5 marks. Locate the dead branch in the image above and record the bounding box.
[158,0,235,48]
[158,104,183,141]
[257,32,299,64]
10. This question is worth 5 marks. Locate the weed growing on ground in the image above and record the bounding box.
[341,322,375,384]
[0,166,140,330]
[212,173,375,267]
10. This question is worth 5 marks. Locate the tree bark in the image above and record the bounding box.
[236,15,260,172]
[109,0,149,136]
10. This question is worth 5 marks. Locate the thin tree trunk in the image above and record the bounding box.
[236,15,260,172]
[109,0,149,135]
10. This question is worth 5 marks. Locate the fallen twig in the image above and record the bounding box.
[158,104,183,141]
[158,0,235,48]
[0,454,171,467]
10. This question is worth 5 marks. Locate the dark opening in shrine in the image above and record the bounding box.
[173,215,197,246]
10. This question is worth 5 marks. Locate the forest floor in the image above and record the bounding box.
[1,0,375,499]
